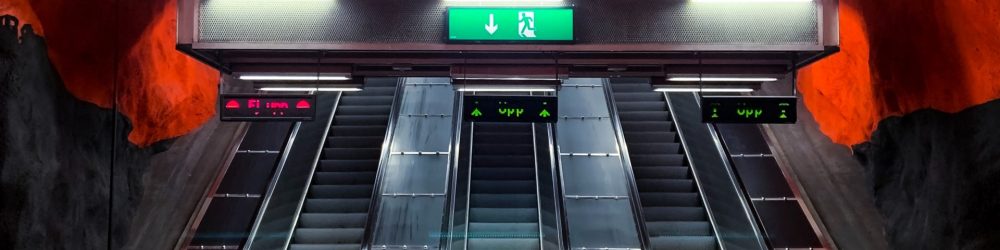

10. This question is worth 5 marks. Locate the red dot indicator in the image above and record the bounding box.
[225,100,240,109]
[296,100,312,109]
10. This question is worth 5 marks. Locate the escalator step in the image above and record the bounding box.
[619,111,671,121]
[470,194,538,208]
[637,179,695,192]
[329,126,387,137]
[289,244,362,250]
[643,207,708,221]
[326,136,383,148]
[472,167,536,180]
[471,181,537,194]
[474,133,533,143]
[468,222,541,236]
[633,166,690,179]
[356,86,396,96]
[305,198,370,213]
[309,185,374,198]
[647,221,713,236]
[339,96,393,106]
[336,105,391,116]
[631,155,686,166]
[640,193,701,207]
[297,213,367,228]
[293,228,364,244]
[614,92,663,102]
[333,115,389,126]
[472,156,535,168]
[323,148,381,159]
[624,132,677,143]
[473,145,535,155]
[615,101,666,111]
[314,172,377,185]
[469,208,539,223]
[649,236,717,250]
[475,123,532,131]
[628,143,681,154]
[621,121,674,131]
[468,238,541,250]
[319,159,379,172]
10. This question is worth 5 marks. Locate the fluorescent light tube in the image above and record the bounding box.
[457,88,557,92]
[258,87,363,92]
[692,0,811,2]
[653,88,755,93]
[667,77,778,82]
[239,75,351,81]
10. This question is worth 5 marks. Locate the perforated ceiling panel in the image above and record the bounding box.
[197,0,818,46]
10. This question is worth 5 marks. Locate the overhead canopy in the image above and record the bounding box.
[178,0,839,77]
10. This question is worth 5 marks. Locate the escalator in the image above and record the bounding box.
[289,80,398,250]
[611,81,717,250]
[466,122,542,250]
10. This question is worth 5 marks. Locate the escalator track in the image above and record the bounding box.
[289,80,397,250]
[466,123,543,250]
[611,81,718,250]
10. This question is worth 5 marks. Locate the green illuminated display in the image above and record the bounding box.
[702,96,796,124]
[447,7,574,42]
[464,96,558,123]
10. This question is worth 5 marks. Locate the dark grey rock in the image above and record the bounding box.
[0,15,156,249]
[855,98,1000,249]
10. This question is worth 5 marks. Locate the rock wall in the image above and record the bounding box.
[799,0,1000,146]
[2,0,219,147]
[0,18,157,249]
[855,99,1000,249]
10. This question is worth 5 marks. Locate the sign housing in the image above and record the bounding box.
[701,96,797,124]
[464,95,558,123]
[220,94,317,121]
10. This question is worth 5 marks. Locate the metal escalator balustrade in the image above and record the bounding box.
[289,81,398,250]
[466,122,543,250]
[610,81,718,250]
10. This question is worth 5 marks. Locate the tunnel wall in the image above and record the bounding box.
[1,0,220,249]
[854,99,1000,249]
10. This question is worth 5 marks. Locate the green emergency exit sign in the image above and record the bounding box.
[447,7,574,43]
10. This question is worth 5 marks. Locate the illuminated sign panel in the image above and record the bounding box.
[701,96,796,124]
[464,95,558,123]
[447,7,574,42]
[220,94,316,121]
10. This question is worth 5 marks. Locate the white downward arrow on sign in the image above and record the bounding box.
[485,13,498,35]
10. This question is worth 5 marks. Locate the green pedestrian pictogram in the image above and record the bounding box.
[471,108,483,117]
[711,108,719,118]
[539,109,551,118]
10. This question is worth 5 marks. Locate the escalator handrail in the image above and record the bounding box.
[360,78,408,250]
[601,80,651,250]
[277,92,344,249]
[462,123,475,250]
[531,122,545,250]
[664,92,768,250]
[442,89,466,249]
[545,122,568,250]
[243,120,303,249]
[710,122,774,249]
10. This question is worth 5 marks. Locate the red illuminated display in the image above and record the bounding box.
[220,94,316,121]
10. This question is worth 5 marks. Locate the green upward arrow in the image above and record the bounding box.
[471,108,483,117]
[539,109,551,118]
